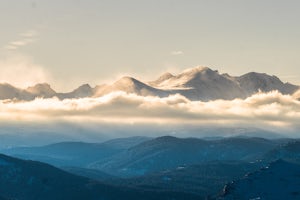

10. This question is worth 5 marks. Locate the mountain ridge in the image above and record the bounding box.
[0,67,299,101]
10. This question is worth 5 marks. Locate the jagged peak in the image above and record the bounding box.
[0,82,17,88]
[222,73,236,80]
[27,83,51,89]
[69,84,93,95]
[149,72,175,86]
[178,66,220,81]
[239,72,283,83]
[181,66,213,75]
[0,82,13,86]
[118,76,135,81]
[26,83,56,94]
[240,71,281,79]
[28,83,50,88]
[76,84,92,90]
[114,76,141,85]
[222,73,234,78]
[157,72,174,80]
[242,71,267,77]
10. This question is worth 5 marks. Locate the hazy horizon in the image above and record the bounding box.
[1,0,300,91]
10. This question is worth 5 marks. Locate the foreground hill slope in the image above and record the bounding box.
[219,160,300,200]
[262,140,300,163]
[106,161,263,199]
[0,154,200,200]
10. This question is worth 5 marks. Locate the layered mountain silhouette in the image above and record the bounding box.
[0,67,298,101]
[88,136,278,177]
[1,136,300,199]
[2,136,280,178]
[2,136,150,168]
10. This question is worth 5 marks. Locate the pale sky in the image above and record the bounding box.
[0,0,299,91]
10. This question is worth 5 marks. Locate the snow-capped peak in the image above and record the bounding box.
[93,76,164,97]
[156,72,174,82]
[181,66,211,74]
[152,66,218,89]
[149,72,174,86]
[114,76,138,86]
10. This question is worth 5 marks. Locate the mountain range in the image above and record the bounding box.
[0,67,299,101]
[1,136,287,177]
[2,136,300,199]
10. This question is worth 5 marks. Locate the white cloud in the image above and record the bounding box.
[0,55,51,88]
[171,51,184,55]
[10,38,36,47]
[4,29,39,51]
[20,30,39,38]
[0,90,299,136]
[4,45,18,50]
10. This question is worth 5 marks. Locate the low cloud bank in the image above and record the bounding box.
[0,90,300,136]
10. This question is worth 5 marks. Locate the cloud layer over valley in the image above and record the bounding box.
[1,90,299,137]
